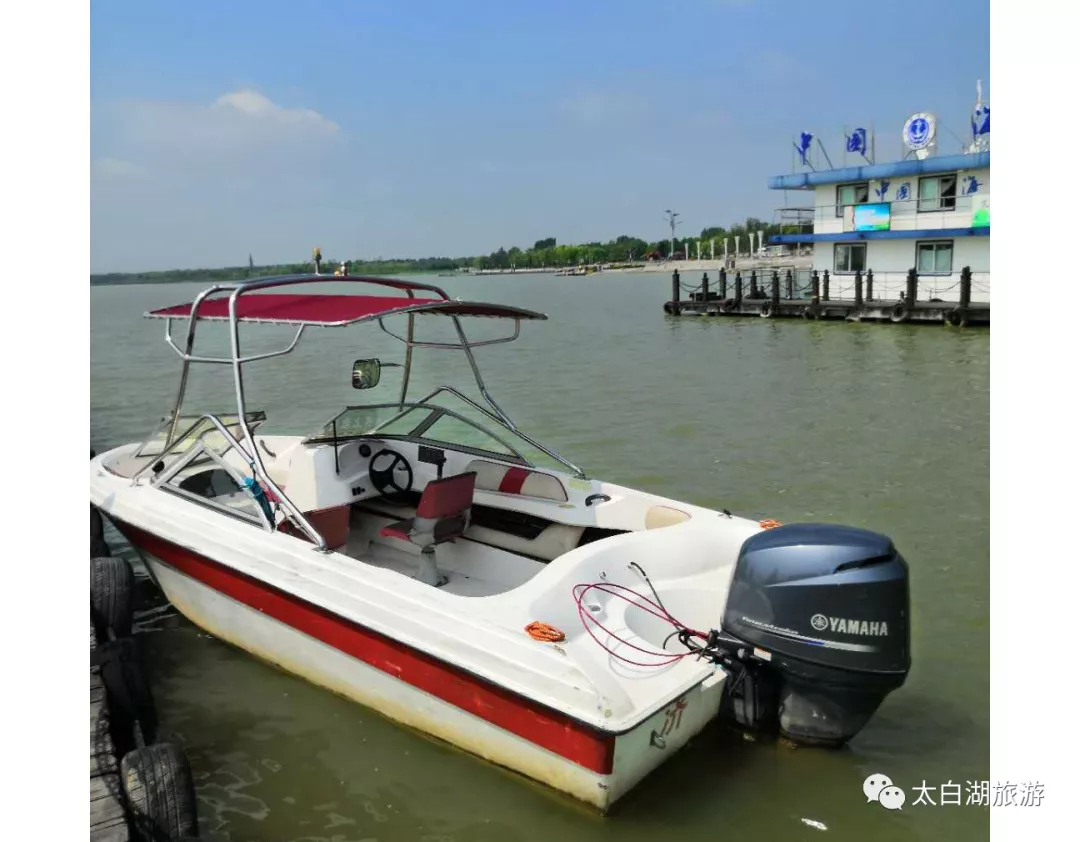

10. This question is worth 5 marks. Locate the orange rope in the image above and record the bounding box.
[525,621,566,643]
[759,518,783,530]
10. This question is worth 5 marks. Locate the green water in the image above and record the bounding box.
[91,272,989,841]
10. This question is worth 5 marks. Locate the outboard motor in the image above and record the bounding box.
[719,523,910,747]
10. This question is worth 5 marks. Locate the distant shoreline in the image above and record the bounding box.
[90,256,813,287]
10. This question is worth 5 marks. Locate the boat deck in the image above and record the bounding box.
[339,510,546,598]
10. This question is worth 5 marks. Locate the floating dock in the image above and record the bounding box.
[662,267,989,326]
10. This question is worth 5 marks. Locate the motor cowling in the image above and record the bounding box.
[720,523,910,747]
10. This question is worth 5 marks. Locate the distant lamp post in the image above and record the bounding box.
[664,209,681,260]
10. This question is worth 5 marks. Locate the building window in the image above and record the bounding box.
[835,182,869,217]
[917,174,957,212]
[916,240,953,275]
[834,243,867,273]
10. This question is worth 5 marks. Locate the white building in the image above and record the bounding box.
[768,151,990,303]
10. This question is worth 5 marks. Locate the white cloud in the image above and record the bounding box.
[93,88,340,177]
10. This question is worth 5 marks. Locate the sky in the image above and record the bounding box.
[90,0,990,273]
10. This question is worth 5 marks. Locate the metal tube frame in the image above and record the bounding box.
[153,273,587,551]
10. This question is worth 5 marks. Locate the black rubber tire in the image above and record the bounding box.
[721,299,735,312]
[121,743,199,841]
[662,301,674,314]
[760,301,774,318]
[98,636,159,754]
[91,505,104,540]
[946,308,964,327]
[801,306,818,320]
[890,303,908,323]
[91,556,135,639]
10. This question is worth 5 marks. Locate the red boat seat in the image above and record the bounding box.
[380,472,477,549]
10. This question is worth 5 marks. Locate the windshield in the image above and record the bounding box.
[306,402,529,464]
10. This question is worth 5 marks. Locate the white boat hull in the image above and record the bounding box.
[132,535,726,812]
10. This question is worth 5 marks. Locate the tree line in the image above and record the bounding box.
[90,217,790,284]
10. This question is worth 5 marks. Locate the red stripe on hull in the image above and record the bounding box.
[117,523,616,775]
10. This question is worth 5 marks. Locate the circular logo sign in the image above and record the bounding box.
[810,613,828,631]
[903,112,936,151]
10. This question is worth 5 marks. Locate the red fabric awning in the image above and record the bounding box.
[145,294,547,326]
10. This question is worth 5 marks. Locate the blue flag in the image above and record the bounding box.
[972,104,990,138]
[797,132,814,166]
[846,127,868,155]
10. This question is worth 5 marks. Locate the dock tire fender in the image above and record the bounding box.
[91,504,104,540]
[946,308,964,327]
[662,301,674,314]
[91,556,135,639]
[721,298,735,312]
[121,743,199,842]
[91,535,112,559]
[94,637,159,752]
[890,303,908,323]
[760,301,774,318]
[801,306,818,320]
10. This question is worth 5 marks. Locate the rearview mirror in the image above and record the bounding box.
[352,359,382,390]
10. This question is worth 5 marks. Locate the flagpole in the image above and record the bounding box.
[843,125,848,167]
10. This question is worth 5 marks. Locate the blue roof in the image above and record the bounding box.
[769,152,990,190]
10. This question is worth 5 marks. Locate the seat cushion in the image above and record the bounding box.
[380,518,415,541]
[466,461,568,502]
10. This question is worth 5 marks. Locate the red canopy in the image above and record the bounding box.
[145,294,547,326]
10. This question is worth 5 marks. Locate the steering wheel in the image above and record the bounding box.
[369,448,414,503]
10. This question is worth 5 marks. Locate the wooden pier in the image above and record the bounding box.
[91,621,130,842]
[90,490,200,841]
[663,266,989,326]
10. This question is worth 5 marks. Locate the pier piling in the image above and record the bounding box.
[956,266,973,327]
[659,262,987,325]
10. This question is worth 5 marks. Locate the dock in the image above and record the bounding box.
[91,621,130,842]
[90,494,201,841]
[662,266,989,326]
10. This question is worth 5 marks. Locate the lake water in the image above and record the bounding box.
[91,271,989,841]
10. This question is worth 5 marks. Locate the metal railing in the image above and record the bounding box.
[774,191,988,231]
[679,266,990,304]
[133,411,326,549]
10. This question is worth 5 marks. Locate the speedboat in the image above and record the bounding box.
[90,273,911,812]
